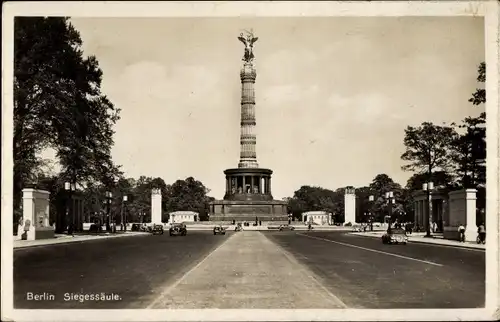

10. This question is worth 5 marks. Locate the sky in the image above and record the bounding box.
[43,17,485,200]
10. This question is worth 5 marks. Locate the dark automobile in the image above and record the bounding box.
[151,224,164,235]
[169,223,187,236]
[279,224,295,231]
[213,225,226,235]
[382,228,408,245]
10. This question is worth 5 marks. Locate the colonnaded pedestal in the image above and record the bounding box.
[209,31,287,223]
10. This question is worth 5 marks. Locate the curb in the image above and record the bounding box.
[348,232,485,251]
[13,232,149,250]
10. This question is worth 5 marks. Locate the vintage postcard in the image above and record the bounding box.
[1,1,499,321]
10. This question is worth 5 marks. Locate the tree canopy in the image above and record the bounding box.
[14,17,122,210]
[400,122,456,178]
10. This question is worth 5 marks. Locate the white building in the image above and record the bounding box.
[301,211,332,225]
[169,211,199,224]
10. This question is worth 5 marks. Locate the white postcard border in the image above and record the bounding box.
[1,1,498,321]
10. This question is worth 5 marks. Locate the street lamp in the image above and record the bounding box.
[368,195,375,231]
[422,181,434,237]
[121,195,128,231]
[105,191,113,231]
[64,181,76,234]
[384,191,395,228]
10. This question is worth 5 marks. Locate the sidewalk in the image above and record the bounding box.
[13,231,149,249]
[148,231,347,309]
[349,231,486,250]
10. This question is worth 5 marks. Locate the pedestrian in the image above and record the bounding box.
[458,223,465,242]
[478,222,486,244]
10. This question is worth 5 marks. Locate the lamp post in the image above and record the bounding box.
[384,191,395,228]
[368,195,375,231]
[422,182,434,237]
[105,191,113,231]
[121,195,128,231]
[64,182,76,234]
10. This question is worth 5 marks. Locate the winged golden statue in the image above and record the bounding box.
[238,30,258,62]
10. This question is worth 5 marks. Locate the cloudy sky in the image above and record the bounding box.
[60,17,484,199]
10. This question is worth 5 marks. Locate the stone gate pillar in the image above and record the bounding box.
[151,188,162,224]
[344,187,356,224]
[17,188,54,240]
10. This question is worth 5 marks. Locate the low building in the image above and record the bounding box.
[169,211,199,224]
[301,211,332,225]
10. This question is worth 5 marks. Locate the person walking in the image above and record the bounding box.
[458,223,465,242]
[478,223,486,244]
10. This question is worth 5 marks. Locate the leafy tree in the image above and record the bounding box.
[469,62,485,106]
[405,171,455,192]
[368,174,404,222]
[401,122,456,179]
[164,177,213,219]
[14,17,121,213]
[285,186,343,222]
[355,186,373,223]
[447,62,487,189]
[450,115,486,188]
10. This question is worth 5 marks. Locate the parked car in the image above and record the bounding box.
[213,225,226,235]
[169,223,187,236]
[352,225,363,232]
[279,224,295,231]
[151,224,164,235]
[382,228,408,245]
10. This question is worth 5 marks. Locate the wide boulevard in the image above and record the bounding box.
[14,230,484,309]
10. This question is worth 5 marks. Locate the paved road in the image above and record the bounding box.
[265,231,485,309]
[13,230,484,309]
[14,231,228,309]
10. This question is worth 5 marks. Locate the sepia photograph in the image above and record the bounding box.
[2,1,499,321]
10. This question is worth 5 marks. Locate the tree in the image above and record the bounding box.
[14,17,121,212]
[401,122,456,179]
[405,171,455,192]
[164,177,213,219]
[448,62,487,189]
[368,174,404,222]
[469,62,485,106]
[450,115,486,188]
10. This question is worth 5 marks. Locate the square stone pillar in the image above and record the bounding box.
[344,188,356,224]
[446,189,477,241]
[464,189,478,242]
[17,188,54,240]
[151,188,162,224]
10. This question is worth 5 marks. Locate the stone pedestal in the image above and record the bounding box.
[344,188,356,225]
[151,188,162,224]
[210,168,287,223]
[16,188,54,240]
[445,189,477,241]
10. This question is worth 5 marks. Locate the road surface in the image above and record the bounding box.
[14,230,484,309]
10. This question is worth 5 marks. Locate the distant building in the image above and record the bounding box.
[301,211,332,225]
[169,211,199,224]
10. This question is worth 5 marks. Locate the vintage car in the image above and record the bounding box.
[382,228,408,245]
[279,224,295,231]
[169,223,187,236]
[151,224,164,235]
[351,224,363,232]
[213,225,226,235]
